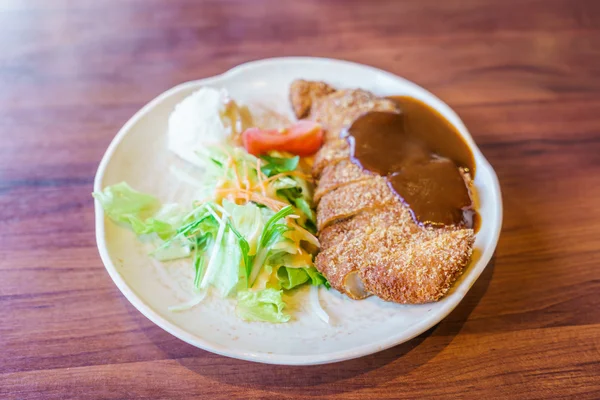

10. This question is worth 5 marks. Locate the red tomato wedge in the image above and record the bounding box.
[242,120,324,156]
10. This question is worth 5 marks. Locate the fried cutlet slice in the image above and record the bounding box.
[289,80,336,119]
[318,201,415,251]
[315,235,370,299]
[290,80,476,304]
[316,177,396,231]
[314,160,373,203]
[312,139,351,178]
[316,205,400,299]
[316,201,474,302]
[359,226,474,303]
[310,89,399,140]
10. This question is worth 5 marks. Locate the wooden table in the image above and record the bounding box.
[2,0,599,398]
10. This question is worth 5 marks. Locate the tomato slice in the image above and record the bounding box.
[242,120,324,156]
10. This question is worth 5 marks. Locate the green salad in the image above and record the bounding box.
[94,146,329,323]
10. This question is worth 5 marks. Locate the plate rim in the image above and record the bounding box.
[94,56,503,365]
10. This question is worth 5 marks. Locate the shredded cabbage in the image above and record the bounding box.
[93,146,328,323]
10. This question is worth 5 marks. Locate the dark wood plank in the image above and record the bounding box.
[2,325,599,399]
[1,0,599,398]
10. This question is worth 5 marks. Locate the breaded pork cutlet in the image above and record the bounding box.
[289,80,475,303]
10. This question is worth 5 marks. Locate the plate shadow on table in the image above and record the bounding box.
[138,258,495,395]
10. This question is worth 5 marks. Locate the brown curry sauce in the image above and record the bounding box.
[345,96,479,230]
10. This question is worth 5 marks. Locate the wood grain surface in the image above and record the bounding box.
[1,0,599,398]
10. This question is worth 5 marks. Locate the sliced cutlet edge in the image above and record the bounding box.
[312,138,351,178]
[316,176,396,231]
[314,160,374,204]
[318,202,414,249]
[314,235,370,299]
[310,89,399,141]
[289,80,337,119]
[316,202,414,299]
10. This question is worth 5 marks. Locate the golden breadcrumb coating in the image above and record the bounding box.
[312,139,351,178]
[289,80,336,119]
[316,177,396,231]
[314,160,373,203]
[309,89,399,141]
[289,79,476,304]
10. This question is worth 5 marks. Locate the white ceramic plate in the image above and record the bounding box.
[94,57,502,365]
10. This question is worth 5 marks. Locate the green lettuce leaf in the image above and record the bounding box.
[151,236,193,261]
[292,197,317,233]
[130,217,173,238]
[131,203,187,239]
[208,228,242,297]
[151,204,219,261]
[305,267,330,288]
[223,200,264,253]
[276,266,329,290]
[277,184,317,233]
[236,288,291,323]
[249,206,295,285]
[260,155,299,177]
[276,267,310,290]
[93,182,159,226]
[93,184,192,240]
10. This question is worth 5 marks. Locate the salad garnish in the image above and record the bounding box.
[94,138,328,323]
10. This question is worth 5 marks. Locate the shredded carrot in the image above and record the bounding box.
[230,157,243,191]
[256,158,267,197]
[261,172,287,186]
[214,188,288,211]
[261,171,313,186]
[242,160,251,202]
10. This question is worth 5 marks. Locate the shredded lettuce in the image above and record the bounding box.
[131,203,187,239]
[199,206,229,291]
[151,236,193,261]
[94,144,329,323]
[277,187,317,233]
[210,227,242,297]
[226,221,251,286]
[249,206,295,285]
[151,205,218,262]
[223,201,263,246]
[236,288,291,323]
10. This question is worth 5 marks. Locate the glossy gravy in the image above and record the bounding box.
[346,96,479,229]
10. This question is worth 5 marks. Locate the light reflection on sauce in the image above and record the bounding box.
[346,96,480,230]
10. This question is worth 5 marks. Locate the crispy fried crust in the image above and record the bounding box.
[289,80,336,119]
[315,238,369,299]
[317,201,474,303]
[316,204,407,299]
[318,203,414,254]
[310,89,399,140]
[316,177,396,231]
[290,80,476,304]
[312,139,351,178]
[359,228,474,303]
[314,160,373,203]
